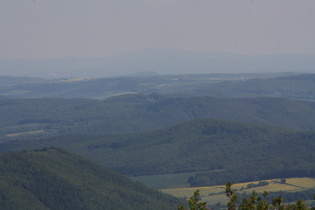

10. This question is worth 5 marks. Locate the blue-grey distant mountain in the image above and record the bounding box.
[1,49,315,78]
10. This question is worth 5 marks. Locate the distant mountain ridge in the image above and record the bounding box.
[1,48,315,78]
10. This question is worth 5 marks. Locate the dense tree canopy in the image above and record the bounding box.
[0,148,183,210]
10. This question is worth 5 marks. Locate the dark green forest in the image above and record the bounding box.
[1,119,314,186]
[1,93,315,143]
[0,148,183,210]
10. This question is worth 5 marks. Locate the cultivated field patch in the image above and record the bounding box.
[161,177,315,205]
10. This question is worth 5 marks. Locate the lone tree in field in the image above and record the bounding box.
[177,189,208,210]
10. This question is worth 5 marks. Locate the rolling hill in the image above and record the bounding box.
[1,119,314,186]
[0,147,183,210]
[1,94,315,143]
[0,73,295,99]
[196,74,315,100]
[0,94,315,142]
[1,73,315,100]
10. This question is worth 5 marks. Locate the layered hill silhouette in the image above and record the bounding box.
[1,49,315,78]
[196,74,315,100]
[1,94,315,143]
[1,119,314,185]
[1,73,314,100]
[0,147,183,210]
[1,73,315,189]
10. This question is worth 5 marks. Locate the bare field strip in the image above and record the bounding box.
[6,130,45,137]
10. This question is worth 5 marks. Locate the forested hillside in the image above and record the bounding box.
[0,147,183,210]
[1,119,314,186]
[1,94,315,143]
[196,74,315,100]
[1,73,315,195]
[0,74,265,99]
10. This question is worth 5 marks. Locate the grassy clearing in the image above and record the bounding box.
[131,170,224,189]
[6,130,45,137]
[58,78,91,82]
[161,177,315,205]
[2,90,31,96]
[131,172,197,189]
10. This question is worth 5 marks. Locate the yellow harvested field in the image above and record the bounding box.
[162,186,226,198]
[161,177,315,205]
[202,193,230,204]
[286,177,315,189]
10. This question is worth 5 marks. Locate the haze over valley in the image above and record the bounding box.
[1,49,315,78]
[1,0,315,209]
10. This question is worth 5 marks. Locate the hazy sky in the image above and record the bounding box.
[1,0,315,59]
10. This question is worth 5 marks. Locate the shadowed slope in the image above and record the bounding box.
[0,147,183,210]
